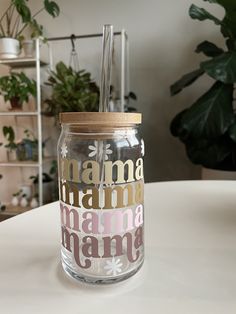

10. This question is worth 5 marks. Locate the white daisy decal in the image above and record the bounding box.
[141,139,145,156]
[104,257,123,276]
[88,141,112,161]
[61,143,68,158]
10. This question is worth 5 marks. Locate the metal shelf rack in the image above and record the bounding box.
[0,39,47,206]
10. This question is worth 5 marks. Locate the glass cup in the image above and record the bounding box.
[58,112,145,284]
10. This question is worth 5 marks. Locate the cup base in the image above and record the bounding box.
[62,258,144,285]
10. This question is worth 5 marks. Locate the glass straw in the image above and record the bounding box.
[99,24,113,112]
[98,25,113,190]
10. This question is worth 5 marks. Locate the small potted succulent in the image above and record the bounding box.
[0,0,60,58]
[44,62,100,122]
[0,72,36,110]
[11,189,22,206]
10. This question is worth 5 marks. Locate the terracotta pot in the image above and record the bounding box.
[202,167,236,180]
[0,38,20,59]
[10,97,23,111]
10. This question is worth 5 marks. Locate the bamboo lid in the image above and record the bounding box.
[59,112,142,126]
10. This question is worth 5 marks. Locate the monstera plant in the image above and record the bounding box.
[170,0,236,171]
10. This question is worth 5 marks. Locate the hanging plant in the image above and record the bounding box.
[44,61,100,120]
[170,0,236,171]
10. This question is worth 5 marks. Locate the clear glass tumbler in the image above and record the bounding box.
[58,112,144,284]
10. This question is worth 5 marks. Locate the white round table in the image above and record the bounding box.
[0,181,236,314]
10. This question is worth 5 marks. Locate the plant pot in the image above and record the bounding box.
[16,143,27,161]
[0,38,20,59]
[11,196,19,206]
[10,97,23,111]
[20,185,32,199]
[202,167,236,180]
[22,40,35,57]
[7,149,16,162]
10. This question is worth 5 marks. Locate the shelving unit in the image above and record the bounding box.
[0,58,47,68]
[0,156,55,167]
[0,111,38,116]
[0,39,48,207]
[0,204,31,222]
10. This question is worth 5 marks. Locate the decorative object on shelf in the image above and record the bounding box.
[30,172,53,204]
[44,61,99,121]
[2,126,45,162]
[170,0,236,174]
[2,126,17,161]
[0,0,60,58]
[0,72,36,111]
[30,195,39,209]
[20,184,31,199]
[11,190,22,206]
[22,40,35,57]
[16,129,46,161]
[20,194,28,208]
[0,38,20,59]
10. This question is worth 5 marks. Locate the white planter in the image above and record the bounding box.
[11,196,19,206]
[20,185,32,199]
[20,196,28,208]
[0,38,20,59]
[7,149,17,162]
[30,197,39,209]
[22,40,35,57]
[202,167,236,180]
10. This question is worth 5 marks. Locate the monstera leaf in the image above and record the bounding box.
[12,0,31,23]
[44,0,60,17]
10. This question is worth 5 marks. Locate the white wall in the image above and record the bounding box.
[0,0,225,201]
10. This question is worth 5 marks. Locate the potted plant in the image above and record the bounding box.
[44,62,100,121]
[170,0,236,179]
[2,126,17,161]
[16,129,48,161]
[0,72,36,110]
[11,189,22,206]
[0,0,60,58]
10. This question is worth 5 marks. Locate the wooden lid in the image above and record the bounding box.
[59,112,142,126]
